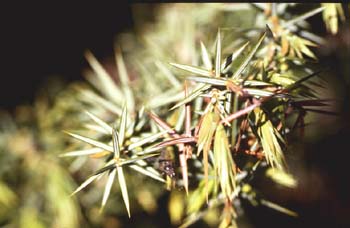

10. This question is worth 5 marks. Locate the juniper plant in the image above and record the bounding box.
[24,3,343,227]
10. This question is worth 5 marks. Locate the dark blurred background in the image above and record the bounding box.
[0,2,133,109]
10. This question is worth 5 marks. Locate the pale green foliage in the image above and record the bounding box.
[62,3,332,227]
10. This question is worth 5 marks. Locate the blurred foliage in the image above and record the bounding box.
[0,3,349,228]
[0,79,83,227]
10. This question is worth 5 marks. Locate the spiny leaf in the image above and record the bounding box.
[65,131,113,152]
[197,111,219,155]
[145,88,184,109]
[170,84,211,110]
[285,70,323,92]
[243,80,274,87]
[118,104,128,147]
[213,124,236,199]
[244,88,277,97]
[119,153,159,166]
[184,82,192,137]
[129,165,165,183]
[128,129,170,150]
[85,111,113,135]
[253,108,285,170]
[260,199,298,217]
[155,61,182,88]
[101,168,117,211]
[112,129,120,159]
[232,32,266,79]
[197,110,220,199]
[266,24,275,40]
[154,137,196,149]
[89,151,112,159]
[79,89,122,116]
[136,146,164,155]
[200,41,212,71]
[117,166,130,217]
[84,123,111,134]
[115,45,135,112]
[71,173,104,196]
[270,73,295,87]
[60,147,106,157]
[282,6,325,29]
[94,162,116,176]
[186,75,226,86]
[322,3,344,34]
[215,29,221,78]
[85,50,124,104]
[115,46,129,89]
[297,35,317,59]
[221,41,249,73]
[147,112,178,136]
[169,63,213,77]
